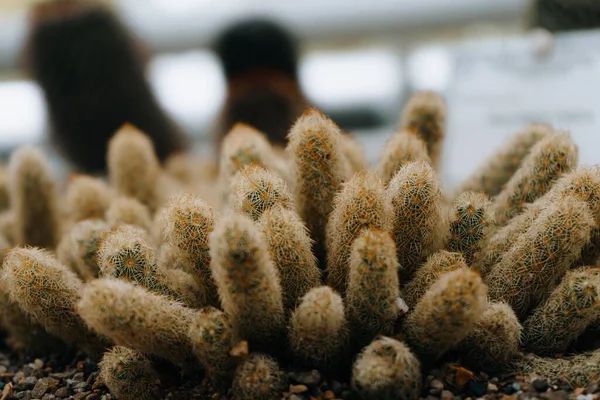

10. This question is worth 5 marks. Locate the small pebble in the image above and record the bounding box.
[533,379,550,392]
[431,379,444,391]
[324,390,335,399]
[467,381,486,397]
[441,390,454,400]
[288,395,309,400]
[73,372,85,382]
[33,360,44,370]
[54,387,69,397]
[577,395,594,400]
[290,384,308,394]
[73,392,91,400]
[331,381,343,395]
[289,370,322,387]
[541,390,569,400]
[31,377,59,398]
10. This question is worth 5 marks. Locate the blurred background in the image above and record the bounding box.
[0,0,599,188]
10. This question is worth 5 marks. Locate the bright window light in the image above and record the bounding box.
[406,46,453,92]
[300,48,403,109]
[147,50,226,135]
[0,80,46,147]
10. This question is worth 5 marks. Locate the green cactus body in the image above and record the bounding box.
[188,307,237,388]
[66,175,111,223]
[98,346,161,400]
[516,350,600,389]
[57,219,110,281]
[377,130,431,185]
[405,267,488,360]
[493,132,578,225]
[523,267,600,355]
[455,123,553,198]
[209,213,285,348]
[288,286,348,369]
[346,229,400,348]
[402,250,467,309]
[107,123,160,213]
[351,336,422,400]
[230,164,294,221]
[447,191,495,266]
[106,196,153,233]
[258,205,320,313]
[287,109,348,266]
[8,147,61,249]
[457,301,522,371]
[1,247,109,359]
[161,193,218,305]
[77,278,199,371]
[385,161,448,281]
[326,171,392,295]
[399,91,446,170]
[231,353,287,400]
[485,196,594,318]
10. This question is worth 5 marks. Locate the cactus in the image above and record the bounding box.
[405,267,488,360]
[0,236,67,356]
[0,165,10,212]
[516,350,600,388]
[399,90,446,169]
[258,205,320,312]
[326,171,392,294]
[288,286,348,369]
[457,302,522,371]
[218,123,289,200]
[98,346,161,400]
[485,195,594,318]
[106,196,153,233]
[351,336,421,400]
[77,277,199,371]
[402,250,467,309]
[97,224,202,307]
[188,307,237,388]
[231,353,287,400]
[1,247,109,359]
[386,161,448,281]
[377,130,431,185]
[346,229,400,348]
[287,108,348,266]
[161,192,218,305]
[447,191,495,265]
[522,267,600,355]
[107,123,161,213]
[341,133,367,174]
[472,204,541,276]
[56,219,111,281]
[209,213,285,348]
[230,164,294,221]
[493,131,578,225]
[66,175,111,223]
[0,211,15,246]
[8,146,61,249]
[454,123,553,197]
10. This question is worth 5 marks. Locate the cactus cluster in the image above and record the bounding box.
[0,92,599,400]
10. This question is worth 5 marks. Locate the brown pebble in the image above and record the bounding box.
[0,372,14,380]
[55,386,70,397]
[230,340,249,358]
[31,377,59,398]
[574,388,586,396]
[324,390,335,399]
[86,394,100,400]
[290,384,308,394]
[73,391,91,400]
[0,382,13,400]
